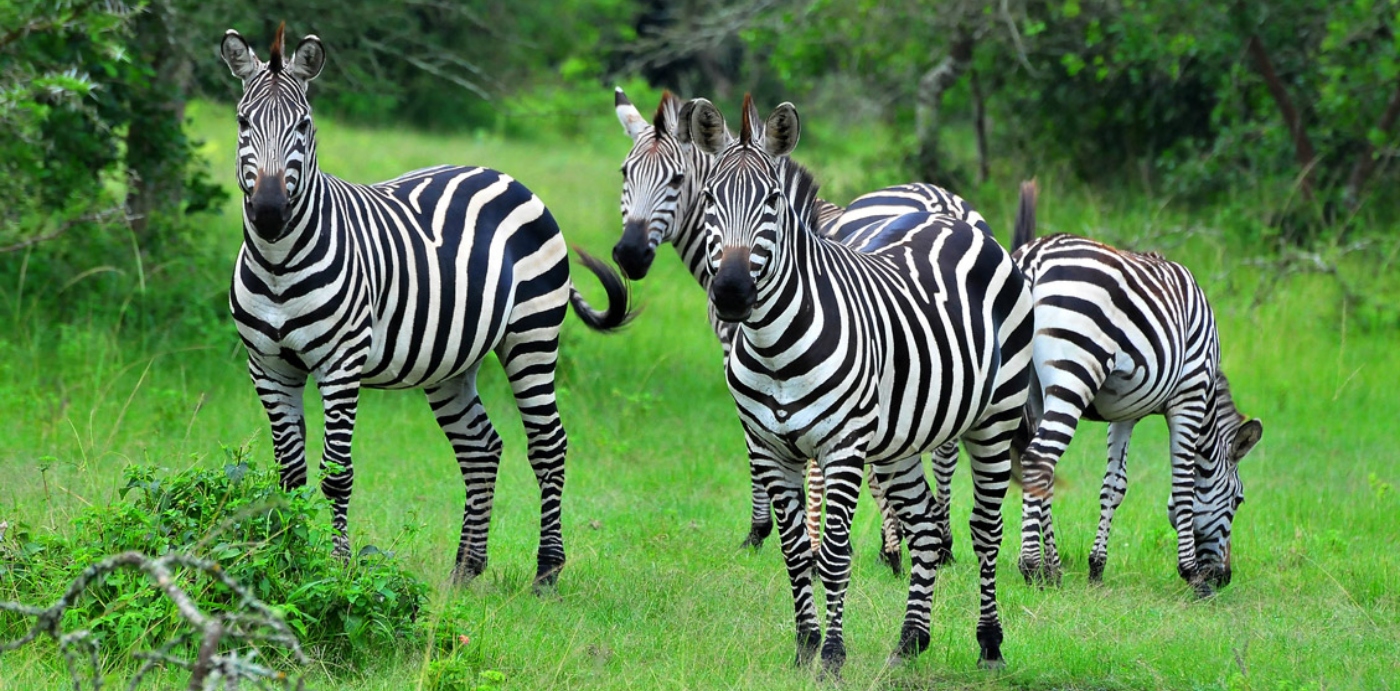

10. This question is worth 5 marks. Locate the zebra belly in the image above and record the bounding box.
[1086,360,1176,421]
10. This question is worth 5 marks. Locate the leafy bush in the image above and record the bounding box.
[0,446,427,666]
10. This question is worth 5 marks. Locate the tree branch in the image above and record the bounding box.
[1245,34,1317,201]
[1344,83,1400,207]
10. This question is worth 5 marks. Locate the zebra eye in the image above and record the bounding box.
[669,172,685,186]
[236,115,251,130]
[295,117,312,134]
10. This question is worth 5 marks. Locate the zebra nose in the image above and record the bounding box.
[248,171,290,240]
[613,220,655,280]
[710,249,756,322]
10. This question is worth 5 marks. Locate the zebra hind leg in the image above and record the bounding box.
[498,334,568,591]
[962,426,1017,670]
[427,371,503,586]
[805,459,824,554]
[930,439,959,567]
[1090,420,1136,582]
[866,465,903,576]
[872,455,940,666]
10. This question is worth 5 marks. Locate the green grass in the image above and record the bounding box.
[1,97,1398,690]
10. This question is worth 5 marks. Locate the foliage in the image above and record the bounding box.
[0,446,428,668]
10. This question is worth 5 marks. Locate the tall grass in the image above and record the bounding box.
[1,95,1397,690]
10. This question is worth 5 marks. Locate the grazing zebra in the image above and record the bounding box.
[612,88,979,570]
[691,95,1033,674]
[219,26,632,587]
[1010,190,1262,594]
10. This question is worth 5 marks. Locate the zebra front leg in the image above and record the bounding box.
[427,370,503,586]
[316,375,362,560]
[930,439,959,567]
[805,459,824,554]
[815,457,863,678]
[1165,407,1209,596]
[743,459,775,549]
[873,455,941,666]
[753,443,821,667]
[499,337,568,589]
[248,358,308,490]
[1089,419,1136,582]
[866,465,903,575]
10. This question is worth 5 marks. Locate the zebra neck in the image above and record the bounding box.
[737,213,823,352]
[671,199,713,287]
[241,170,328,268]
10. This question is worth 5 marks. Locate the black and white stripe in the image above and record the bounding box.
[1009,192,1262,593]
[612,89,981,570]
[220,27,631,587]
[692,96,1033,674]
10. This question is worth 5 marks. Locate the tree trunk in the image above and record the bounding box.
[914,30,975,186]
[1344,84,1400,208]
[125,5,192,245]
[1245,34,1317,201]
[971,67,990,185]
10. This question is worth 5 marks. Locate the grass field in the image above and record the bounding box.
[1,96,1397,690]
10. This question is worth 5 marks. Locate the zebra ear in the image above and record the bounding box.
[220,30,261,82]
[615,87,649,140]
[1230,419,1263,462]
[287,35,326,84]
[654,90,682,137]
[688,98,729,155]
[764,102,800,157]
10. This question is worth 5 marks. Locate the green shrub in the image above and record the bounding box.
[0,445,428,667]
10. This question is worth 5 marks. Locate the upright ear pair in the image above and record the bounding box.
[686,94,801,158]
[220,24,325,86]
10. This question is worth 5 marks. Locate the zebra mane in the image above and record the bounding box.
[1214,371,1244,423]
[778,156,821,232]
[268,22,286,74]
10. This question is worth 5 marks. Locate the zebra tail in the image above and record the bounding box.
[569,246,638,332]
[1011,178,1038,252]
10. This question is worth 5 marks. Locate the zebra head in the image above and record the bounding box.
[691,94,804,323]
[219,24,325,243]
[614,89,725,279]
[1191,371,1264,587]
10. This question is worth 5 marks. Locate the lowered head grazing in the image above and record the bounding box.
[220,23,326,242]
[1191,371,1263,588]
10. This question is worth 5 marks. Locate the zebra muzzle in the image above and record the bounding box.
[248,171,291,240]
[613,219,656,280]
[710,249,756,322]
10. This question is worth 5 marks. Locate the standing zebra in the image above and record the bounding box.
[219,26,632,587]
[612,88,979,569]
[691,96,1033,673]
[1010,189,1262,593]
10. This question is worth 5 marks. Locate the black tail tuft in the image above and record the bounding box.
[1011,179,1038,253]
[570,246,638,332]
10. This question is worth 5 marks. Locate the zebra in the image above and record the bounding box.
[690,95,1034,674]
[218,25,632,588]
[1009,189,1263,594]
[612,88,982,570]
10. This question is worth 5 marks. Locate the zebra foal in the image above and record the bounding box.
[692,95,1034,674]
[612,88,979,570]
[220,25,631,587]
[1010,195,1262,594]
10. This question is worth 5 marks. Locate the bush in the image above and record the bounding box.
[0,445,428,667]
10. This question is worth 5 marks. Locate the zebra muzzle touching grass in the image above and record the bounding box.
[220,24,633,590]
[690,94,1034,675]
[612,88,985,573]
[1009,194,1262,595]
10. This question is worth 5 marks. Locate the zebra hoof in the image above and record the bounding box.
[879,547,904,576]
[1088,555,1106,583]
[932,544,955,568]
[893,624,930,661]
[795,629,821,668]
[451,556,487,587]
[533,558,565,593]
[977,622,1004,669]
[819,638,846,679]
[741,521,773,550]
